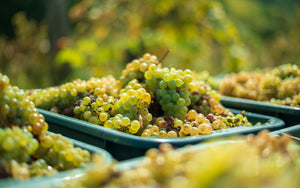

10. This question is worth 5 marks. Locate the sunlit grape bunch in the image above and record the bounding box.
[0,73,48,136]
[29,53,254,138]
[0,72,92,179]
[29,76,119,113]
[105,80,152,134]
[66,131,299,188]
[259,64,300,101]
[34,133,91,171]
[220,64,300,107]
[140,109,251,138]
[219,71,262,100]
[118,53,160,89]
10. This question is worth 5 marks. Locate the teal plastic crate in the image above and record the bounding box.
[221,96,300,127]
[0,134,112,188]
[38,108,284,161]
[270,124,300,138]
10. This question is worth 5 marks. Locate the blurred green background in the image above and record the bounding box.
[0,0,299,89]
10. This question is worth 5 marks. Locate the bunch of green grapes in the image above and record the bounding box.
[118,53,160,89]
[28,76,118,114]
[67,130,299,188]
[105,80,152,134]
[0,73,48,136]
[141,109,251,137]
[73,94,116,125]
[219,71,262,100]
[220,64,300,107]
[260,64,300,102]
[35,133,91,171]
[0,73,92,179]
[0,126,38,164]
[188,80,226,115]
[0,126,57,179]
[29,54,254,138]
[144,65,193,119]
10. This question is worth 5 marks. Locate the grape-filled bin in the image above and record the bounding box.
[221,96,300,127]
[38,108,285,161]
[0,134,112,188]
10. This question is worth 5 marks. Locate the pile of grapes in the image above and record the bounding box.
[28,53,254,137]
[65,130,300,188]
[219,64,300,107]
[0,73,91,179]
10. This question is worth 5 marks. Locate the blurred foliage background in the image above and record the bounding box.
[0,0,299,89]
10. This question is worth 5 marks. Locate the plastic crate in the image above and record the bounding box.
[270,124,300,138]
[0,134,112,188]
[221,96,300,127]
[38,108,285,161]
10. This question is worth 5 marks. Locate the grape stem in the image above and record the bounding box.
[139,114,143,128]
[159,49,170,63]
[282,133,300,142]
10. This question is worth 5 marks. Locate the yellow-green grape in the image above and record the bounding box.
[89,116,100,124]
[174,119,183,128]
[211,119,222,130]
[189,127,199,136]
[104,120,113,129]
[113,119,122,129]
[99,112,109,122]
[121,117,131,126]
[195,114,207,124]
[141,129,151,137]
[167,130,178,137]
[179,130,186,137]
[182,124,192,135]
[198,123,212,135]
[159,130,168,137]
[129,120,141,134]
[187,110,198,121]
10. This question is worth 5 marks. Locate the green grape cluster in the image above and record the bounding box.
[140,109,251,138]
[118,53,160,89]
[35,133,91,170]
[219,71,262,100]
[220,64,300,107]
[67,131,299,188]
[0,127,38,164]
[0,73,48,136]
[106,80,152,134]
[29,53,253,138]
[260,64,300,102]
[0,73,92,179]
[28,76,118,113]
[145,65,192,119]
[73,94,115,125]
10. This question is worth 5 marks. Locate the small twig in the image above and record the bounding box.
[282,133,300,142]
[159,49,170,63]
[139,114,144,128]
